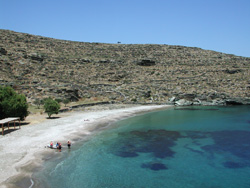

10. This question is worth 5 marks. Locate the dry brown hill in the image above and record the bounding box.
[0,29,249,105]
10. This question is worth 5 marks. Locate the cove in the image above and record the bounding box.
[33,106,250,188]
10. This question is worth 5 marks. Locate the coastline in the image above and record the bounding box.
[0,104,172,188]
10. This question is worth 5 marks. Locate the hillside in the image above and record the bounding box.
[0,29,249,105]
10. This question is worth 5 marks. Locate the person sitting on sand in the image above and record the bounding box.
[67,140,71,149]
[50,141,53,148]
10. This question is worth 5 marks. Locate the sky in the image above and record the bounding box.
[0,0,250,57]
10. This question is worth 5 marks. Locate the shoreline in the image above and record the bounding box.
[0,104,172,188]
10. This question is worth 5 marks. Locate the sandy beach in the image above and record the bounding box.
[0,104,172,188]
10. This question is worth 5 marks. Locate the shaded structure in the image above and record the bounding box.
[0,117,20,135]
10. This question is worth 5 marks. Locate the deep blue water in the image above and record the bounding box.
[34,106,250,188]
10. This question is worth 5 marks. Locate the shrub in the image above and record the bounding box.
[44,98,60,118]
[34,98,42,109]
[55,98,62,103]
[0,86,28,120]
[62,98,70,107]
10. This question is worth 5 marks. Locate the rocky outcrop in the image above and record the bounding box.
[136,59,156,66]
[172,97,250,106]
[225,98,250,105]
[223,69,242,74]
[175,99,193,106]
[0,47,7,55]
[24,52,44,62]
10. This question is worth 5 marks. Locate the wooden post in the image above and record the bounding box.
[2,124,3,135]
[19,119,21,129]
[14,121,16,129]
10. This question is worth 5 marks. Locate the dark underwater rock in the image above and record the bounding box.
[141,162,168,171]
[202,130,250,160]
[223,161,245,169]
[112,130,182,159]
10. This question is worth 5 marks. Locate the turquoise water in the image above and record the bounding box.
[34,106,250,188]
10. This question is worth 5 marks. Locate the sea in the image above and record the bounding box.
[32,105,250,188]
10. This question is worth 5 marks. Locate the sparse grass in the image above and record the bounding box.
[28,104,44,114]
[1,29,250,104]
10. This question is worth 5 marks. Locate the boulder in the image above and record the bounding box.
[193,98,202,105]
[144,90,151,98]
[225,99,244,105]
[169,96,176,102]
[98,60,110,63]
[193,98,226,106]
[199,101,214,106]
[24,52,44,61]
[223,69,242,74]
[175,99,193,106]
[137,59,156,66]
[0,47,7,55]
[36,87,43,92]
[212,99,226,106]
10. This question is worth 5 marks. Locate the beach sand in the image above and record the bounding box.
[0,104,172,188]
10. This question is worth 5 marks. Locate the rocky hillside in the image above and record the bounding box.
[0,29,249,105]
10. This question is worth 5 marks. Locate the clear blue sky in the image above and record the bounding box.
[1,0,250,57]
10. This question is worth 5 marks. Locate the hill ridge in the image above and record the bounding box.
[0,29,249,105]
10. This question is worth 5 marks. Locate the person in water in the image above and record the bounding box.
[58,143,62,150]
[67,140,71,149]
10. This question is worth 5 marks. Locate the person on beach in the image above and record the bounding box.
[58,142,62,152]
[58,143,62,149]
[67,140,71,149]
[56,142,59,148]
[50,141,53,148]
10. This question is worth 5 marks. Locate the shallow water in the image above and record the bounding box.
[33,106,250,188]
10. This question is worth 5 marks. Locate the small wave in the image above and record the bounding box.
[49,160,65,176]
[29,178,34,188]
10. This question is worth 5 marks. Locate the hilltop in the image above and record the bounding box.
[0,29,249,105]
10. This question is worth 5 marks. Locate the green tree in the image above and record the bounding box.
[0,86,28,120]
[63,98,70,107]
[44,98,60,118]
